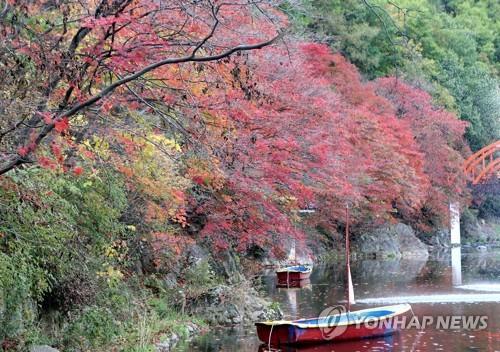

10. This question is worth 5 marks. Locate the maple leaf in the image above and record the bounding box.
[18,146,29,157]
[54,118,70,133]
[39,157,56,170]
[50,142,64,163]
[192,176,205,186]
[73,166,84,176]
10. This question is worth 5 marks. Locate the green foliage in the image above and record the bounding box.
[287,0,404,78]
[430,54,500,151]
[183,260,219,298]
[269,301,281,312]
[58,281,202,351]
[0,253,36,340]
[63,306,121,349]
[478,194,500,220]
[0,167,128,346]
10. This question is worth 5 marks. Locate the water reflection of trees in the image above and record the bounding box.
[462,252,500,280]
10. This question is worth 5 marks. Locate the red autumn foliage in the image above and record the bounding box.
[73,166,84,176]
[54,118,70,133]
[50,142,64,163]
[38,157,57,170]
[40,112,53,125]
[192,41,468,250]
[17,147,29,157]
[372,78,470,224]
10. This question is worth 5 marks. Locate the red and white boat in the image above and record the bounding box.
[276,265,312,285]
[255,303,411,345]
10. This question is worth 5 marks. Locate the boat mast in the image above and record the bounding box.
[345,204,355,311]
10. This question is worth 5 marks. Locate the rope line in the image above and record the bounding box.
[267,322,275,350]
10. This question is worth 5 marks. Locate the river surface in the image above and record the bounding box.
[177,248,500,351]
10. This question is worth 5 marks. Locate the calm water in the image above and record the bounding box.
[178,248,500,351]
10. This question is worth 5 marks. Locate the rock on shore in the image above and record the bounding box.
[187,284,282,326]
[155,323,201,352]
[353,223,428,259]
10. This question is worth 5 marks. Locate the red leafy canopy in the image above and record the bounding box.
[194,41,468,251]
[373,78,470,223]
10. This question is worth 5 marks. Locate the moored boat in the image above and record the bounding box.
[255,304,411,346]
[276,265,312,285]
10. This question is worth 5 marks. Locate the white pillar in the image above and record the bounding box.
[451,246,462,286]
[449,202,461,245]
